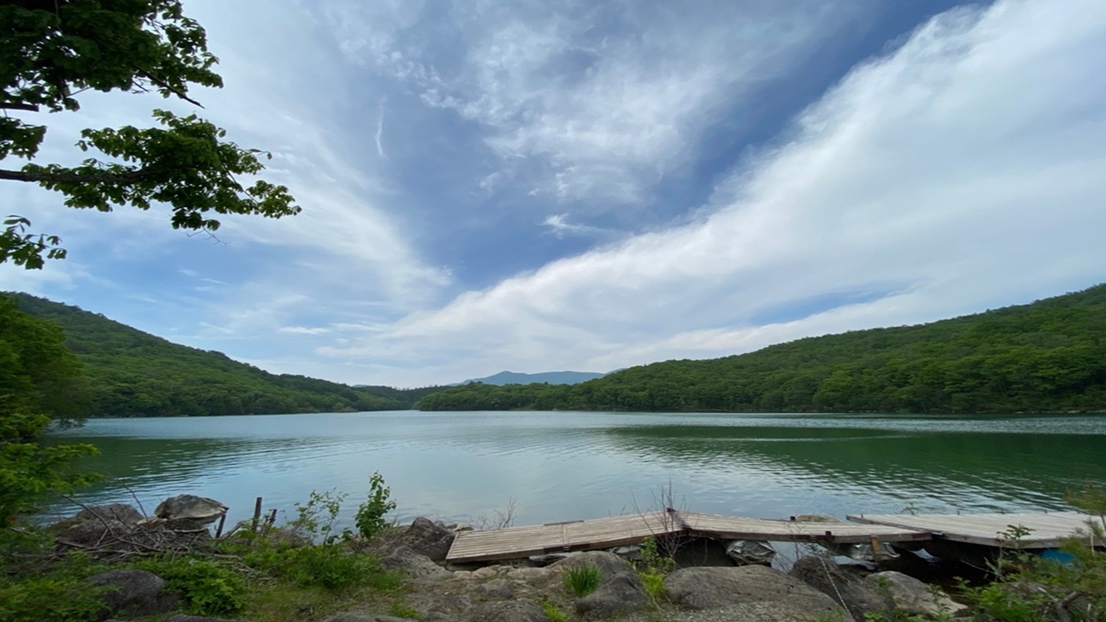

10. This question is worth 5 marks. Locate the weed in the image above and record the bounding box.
[541,599,569,622]
[134,556,244,616]
[563,565,602,597]
[640,569,667,606]
[355,471,397,540]
[0,575,105,622]
[387,599,420,619]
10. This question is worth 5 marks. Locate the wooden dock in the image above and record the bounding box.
[847,512,1101,549]
[446,510,928,563]
[446,509,1101,563]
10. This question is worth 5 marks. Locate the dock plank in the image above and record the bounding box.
[446,510,930,563]
[847,512,1099,548]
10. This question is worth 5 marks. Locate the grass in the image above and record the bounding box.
[563,565,602,597]
[541,599,569,622]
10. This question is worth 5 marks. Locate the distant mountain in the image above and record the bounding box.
[7,293,442,417]
[420,284,1106,413]
[459,371,606,386]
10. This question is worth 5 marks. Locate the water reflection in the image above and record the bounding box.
[44,412,1105,529]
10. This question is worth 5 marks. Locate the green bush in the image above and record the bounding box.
[563,565,601,597]
[134,556,244,616]
[355,471,397,540]
[242,541,400,592]
[0,576,105,622]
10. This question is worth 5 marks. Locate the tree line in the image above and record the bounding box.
[417,284,1106,414]
[9,293,440,417]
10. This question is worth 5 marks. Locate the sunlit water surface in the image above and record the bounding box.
[45,411,1106,529]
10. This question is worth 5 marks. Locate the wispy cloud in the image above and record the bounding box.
[322,0,1106,385]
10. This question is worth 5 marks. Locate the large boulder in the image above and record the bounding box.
[467,600,550,622]
[664,565,844,619]
[87,569,179,620]
[866,571,968,617]
[155,495,228,525]
[790,555,892,621]
[574,573,647,619]
[549,551,635,579]
[77,504,145,525]
[381,545,452,580]
[400,517,455,562]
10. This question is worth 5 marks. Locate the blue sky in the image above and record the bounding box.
[3,0,1106,387]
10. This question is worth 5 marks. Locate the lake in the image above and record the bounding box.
[45,411,1106,530]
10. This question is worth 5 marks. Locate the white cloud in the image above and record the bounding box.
[326,0,871,209]
[325,0,1106,386]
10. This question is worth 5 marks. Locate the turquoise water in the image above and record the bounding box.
[45,411,1106,529]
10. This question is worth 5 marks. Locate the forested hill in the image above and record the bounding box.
[9,293,441,417]
[418,285,1106,414]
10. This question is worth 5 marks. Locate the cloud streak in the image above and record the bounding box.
[324,0,1106,385]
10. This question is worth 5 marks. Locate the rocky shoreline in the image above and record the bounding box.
[51,502,970,622]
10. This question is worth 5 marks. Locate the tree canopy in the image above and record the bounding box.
[418,284,1106,414]
[0,0,299,269]
[0,295,97,524]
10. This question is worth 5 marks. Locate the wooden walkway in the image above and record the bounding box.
[446,510,928,563]
[847,512,1101,549]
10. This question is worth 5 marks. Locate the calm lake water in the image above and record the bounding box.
[45,411,1106,529]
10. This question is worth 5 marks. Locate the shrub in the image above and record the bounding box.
[355,471,397,540]
[0,576,104,622]
[242,541,400,592]
[134,556,244,616]
[640,569,667,606]
[563,565,601,597]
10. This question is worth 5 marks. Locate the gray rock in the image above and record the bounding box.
[55,518,132,546]
[866,571,967,617]
[575,573,647,619]
[76,504,145,525]
[381,545,452,580]
[155,494,228,524]
[790,555,892,621]
[87,569,178,619]
[478,578,515,599]
[401,517,456,562]
[664,565,844,618]
[549,551,634,579]
[468,600,550,622]
[323,614,417,622]
[163,610,251,615]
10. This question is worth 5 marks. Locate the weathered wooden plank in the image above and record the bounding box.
[446,510,931,563]
[681,512,931,544]
[847,512,1099,548]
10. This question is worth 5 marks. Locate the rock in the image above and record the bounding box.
[471,566,500,580]
[575,573,647,619]
[478,578,515,599]
[549,551,634,579]
[76,504,145,525]
[381,545,452,580]
[163,610,251,615]
[323,614,417,622]
[467,600,550,622]
[790,555,892,621]
[87,569,179,619]
[505,567,554,582]
[664,565,844,619]
[866,571,967,617]
[155,494,228,525]
[55,518,132,547]
[401,517,456,562]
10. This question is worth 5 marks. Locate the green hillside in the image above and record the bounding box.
[417,285,1106,414]
[8,293,440,417]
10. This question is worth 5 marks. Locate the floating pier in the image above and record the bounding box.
[445,509,1099,563]
[847,511,1100,549]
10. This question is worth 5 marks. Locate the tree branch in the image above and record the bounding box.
[0,167,152,184]
[1,102,40,112]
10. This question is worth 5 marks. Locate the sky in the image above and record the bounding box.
[3,0,1106,388]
